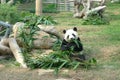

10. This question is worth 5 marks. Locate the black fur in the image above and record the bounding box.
[73,27,77,31]
[60,27,85,62]
[60,38,83,52]
[63,30,66,34]
[60,38,85,61]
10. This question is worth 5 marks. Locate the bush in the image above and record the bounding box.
[82,12,110,25]
[14,0,34,3]
[0,4,22,24]
[43,3,58,13]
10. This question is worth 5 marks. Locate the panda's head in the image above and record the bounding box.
[63,27,78,42]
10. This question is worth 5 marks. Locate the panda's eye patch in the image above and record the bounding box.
[67,35,69,39]
[72,34,76,37]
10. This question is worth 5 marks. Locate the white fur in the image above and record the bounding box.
[64,29,78,42]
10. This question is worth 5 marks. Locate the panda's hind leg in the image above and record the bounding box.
[70,53,86,62]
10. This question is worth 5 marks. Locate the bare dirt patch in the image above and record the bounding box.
[100,46,120,60]
[0,67,120,80]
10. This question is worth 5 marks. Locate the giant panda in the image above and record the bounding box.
[60,27,85,61]
[60,27,83,51]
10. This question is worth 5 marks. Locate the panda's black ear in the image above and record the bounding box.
[73,27,77,31]
[63,30,66,34]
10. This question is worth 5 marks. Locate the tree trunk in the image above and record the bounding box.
[35,0,42,16]
[1,0,6,4]
[0,21,12,38]
[7,0,14,5]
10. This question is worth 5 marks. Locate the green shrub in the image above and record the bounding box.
[0,4,22,24]
[82,12,110,25]
[43,3,58,13]
[14,0,34,3]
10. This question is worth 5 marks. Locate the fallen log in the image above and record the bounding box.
[86,6,106,14]
[0,37,11,54]
[0,21,12,38]
[33,38,56,49]
[73,0,106,19]
[0,21,12,55]
[0,37,9,46]
[84,5,106,19]
[9,38,27,68]
[0,43,11,54]
[0,21,64,68]
[111,0,120,3]
[38,25,63,40]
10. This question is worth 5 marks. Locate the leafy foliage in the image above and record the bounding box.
[26,50,97,74]
[15,0,34,3]
[25,38,97,74]
[19,15,37,52]
[0,4,21,24]
[19,14,57,52]
[82,12,110,25]
[23,15,57,25]
[19,24,38,51]
[0,4,31,24]
[36,16,57,25]
[52,39,62,51]
[43,3,58,13]
[0,27,6,36]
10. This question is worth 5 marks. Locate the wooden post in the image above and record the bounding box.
[35,0,42,16]
[65,0,67,11]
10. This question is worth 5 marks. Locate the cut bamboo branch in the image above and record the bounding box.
[9,38,27,68]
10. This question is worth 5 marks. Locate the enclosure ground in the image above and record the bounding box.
[0,66,120,80]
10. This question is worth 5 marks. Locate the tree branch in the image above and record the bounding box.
[0,21,12,38]
[9,38,27,68]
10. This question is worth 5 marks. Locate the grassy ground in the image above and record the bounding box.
[0,2,120,80]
